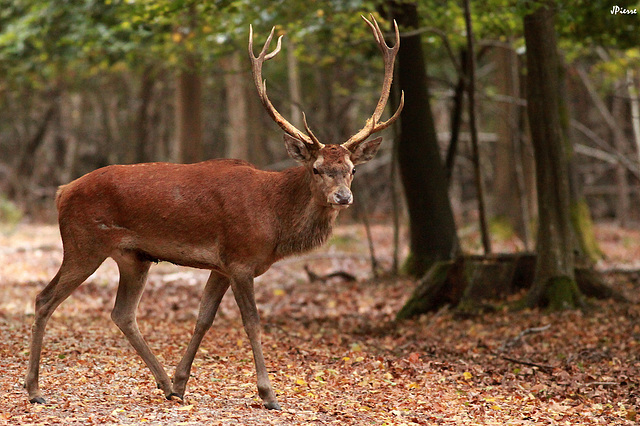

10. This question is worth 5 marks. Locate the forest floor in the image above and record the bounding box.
[1,222,639,425]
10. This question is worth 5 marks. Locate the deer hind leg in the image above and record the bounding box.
[111,253,176,399]
[172,271,231,398]
[231,272,280,410]
[25,255,105,404]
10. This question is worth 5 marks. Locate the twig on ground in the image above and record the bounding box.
[304,265,357,283]
[499,324,551,352]
[499,355,554,373]
[494,324,554,373]
[272,252,372,267]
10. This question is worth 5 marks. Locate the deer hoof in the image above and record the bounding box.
[264,401,282,410]
[166,392,184,401]
[30,396,46,404]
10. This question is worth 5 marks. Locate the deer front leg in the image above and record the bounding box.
[25,257,104,403]
[173,271,230,398]
[111,254,176,399]
[231,273,280,410]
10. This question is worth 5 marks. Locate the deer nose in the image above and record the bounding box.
[332,189,353,205]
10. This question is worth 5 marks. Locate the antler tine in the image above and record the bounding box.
[302,113,324,149]
[249,25,323,150]
[342,15,404,151]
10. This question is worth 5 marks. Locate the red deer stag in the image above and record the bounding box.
[24,14,403,410]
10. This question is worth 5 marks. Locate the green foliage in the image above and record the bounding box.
[557,0,640,86]
[1,0,633,92]
[557,0,640,50]
[0,194,23,226]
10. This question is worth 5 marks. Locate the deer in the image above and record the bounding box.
[24,14,403,410]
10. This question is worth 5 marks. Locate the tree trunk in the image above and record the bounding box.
[134,66,156,164]
[523,1,583,310]
[445,50,467,183]
[390,1,459,277]
[246,77,271,166]
[463,0,491,255]
[286,38,304,130]
[561,65,603,263]
[174,55,203,164]
[492,44,529,245]
[628,70,640,166]
[611,84,630,226]
[10,92,59,202]
[57,93,81,185]
[395,253,624,319]
[222,53,249,161]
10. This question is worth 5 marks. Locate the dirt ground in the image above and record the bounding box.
[1,222,639,425]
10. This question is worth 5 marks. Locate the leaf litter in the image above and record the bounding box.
[0,222,639,425]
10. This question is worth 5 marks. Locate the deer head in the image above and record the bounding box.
[249,14,404,210]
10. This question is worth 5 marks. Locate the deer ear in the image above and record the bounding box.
[284,134,314,162]
[349,137,383,165]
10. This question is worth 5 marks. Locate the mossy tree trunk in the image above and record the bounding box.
[559,53,603,264]
[389,2,459,276]
[523,1,584,310]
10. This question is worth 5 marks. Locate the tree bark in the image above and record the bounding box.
[561,65,603,263]
[463,0,491,255]
[611,84,630,226]
[174,54,203,164]
[10,92,59,201]
[286,38,304,130]
[223,53,249,161]
[523,1,584,310]
[445,50,467,184]
[135,66,155,164]
[628,70,640,166]
[390,1,459,277]
[395,253,623,319]
[492,44,530,245]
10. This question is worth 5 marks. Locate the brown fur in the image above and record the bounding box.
[54,159,337,277]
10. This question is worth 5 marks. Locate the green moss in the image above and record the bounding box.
[401,252,441,277]
[508,296,530,311]
[395,295,427,321]
[396,261,453,320]
[544,275,584,311]
[570,199,603,262]
[489,216,516,241]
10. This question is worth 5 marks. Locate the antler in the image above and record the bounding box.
[249,26,324,150]
[341,15,404,151]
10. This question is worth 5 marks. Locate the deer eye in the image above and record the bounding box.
[313,168,320,175]
[352,168,356,175]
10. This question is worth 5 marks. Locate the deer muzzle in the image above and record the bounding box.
[329,187,353,209]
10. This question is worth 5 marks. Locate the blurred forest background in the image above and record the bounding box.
[0,0,639,267]
[2,1,640,422]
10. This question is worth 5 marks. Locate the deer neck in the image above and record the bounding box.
[274,166,339,257]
